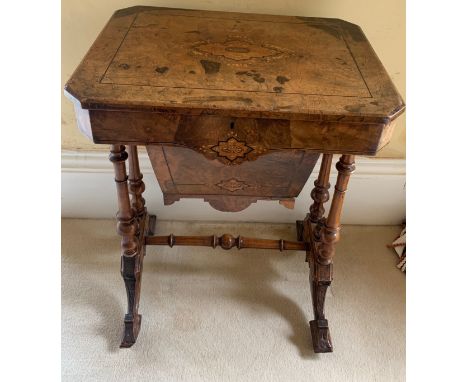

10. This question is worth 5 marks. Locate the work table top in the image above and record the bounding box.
[65,6,404,124]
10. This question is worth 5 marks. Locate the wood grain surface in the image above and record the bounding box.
[65,6,404,124]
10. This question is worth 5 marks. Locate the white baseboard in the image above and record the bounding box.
[62,150,405,225]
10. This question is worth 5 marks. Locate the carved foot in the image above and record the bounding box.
[310,319,333,353]
[120,314,142,348]
[120,251,143,349]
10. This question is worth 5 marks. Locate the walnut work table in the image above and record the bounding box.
[65,6,405,353]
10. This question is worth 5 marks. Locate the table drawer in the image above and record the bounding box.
[174,115,293,165]
[88,110,390,155]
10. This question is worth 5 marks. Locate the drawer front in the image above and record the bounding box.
[89,110,387,155]
[174,115,292,165]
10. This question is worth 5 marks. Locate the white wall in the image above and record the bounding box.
[62,151,405,225]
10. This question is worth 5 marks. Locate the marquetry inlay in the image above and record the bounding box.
[216,178,249,192]
[211,137,253,161]
[192,128,270,166]
[191,36,294,66]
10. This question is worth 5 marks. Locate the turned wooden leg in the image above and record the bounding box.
[128,145,146,220]
[302,154,333,259]
[308,154,355,353]
[128,144,157,243]
[110,144,144,348]
[309,154,333,224]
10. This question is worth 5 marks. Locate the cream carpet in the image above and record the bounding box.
[62,219,405,382]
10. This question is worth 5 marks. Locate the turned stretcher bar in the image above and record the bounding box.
[145,233,307,251]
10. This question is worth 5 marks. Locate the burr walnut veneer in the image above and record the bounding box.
[65,6,404,353]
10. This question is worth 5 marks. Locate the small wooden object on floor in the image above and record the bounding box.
[65,6,404,353]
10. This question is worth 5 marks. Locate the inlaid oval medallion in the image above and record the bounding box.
[191,37,293,64]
